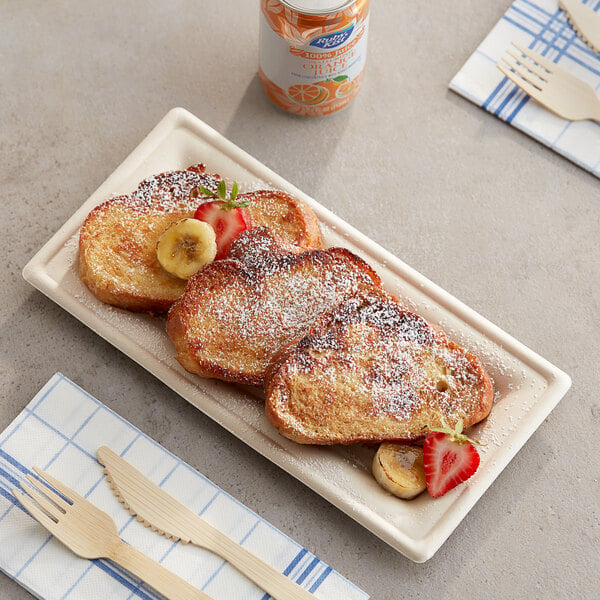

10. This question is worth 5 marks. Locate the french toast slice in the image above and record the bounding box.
[78,165,323,314]
[166,232,382,386]
[265,287,494,445]
[79,164,220,314]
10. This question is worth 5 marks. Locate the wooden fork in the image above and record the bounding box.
[497,42,600,123]
[13,467,211,600]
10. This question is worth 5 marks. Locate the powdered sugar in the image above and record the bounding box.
[173,236,382,384]
[93,164,221,216]
[133,164,220,209]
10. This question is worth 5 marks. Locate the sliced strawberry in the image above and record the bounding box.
[194,200,249,259]
[422,421,481,497]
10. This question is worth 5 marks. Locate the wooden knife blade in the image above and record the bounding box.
[560,0,600,54]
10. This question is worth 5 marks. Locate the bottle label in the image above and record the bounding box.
[259,4,369,116]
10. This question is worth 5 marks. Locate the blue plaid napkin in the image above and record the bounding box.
[0,374,369,600]
[450,0,600,177]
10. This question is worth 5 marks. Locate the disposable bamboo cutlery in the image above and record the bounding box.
[13,449,317,600]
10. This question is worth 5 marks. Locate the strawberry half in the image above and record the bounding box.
[194,181,250,259]
[422,420,481,497]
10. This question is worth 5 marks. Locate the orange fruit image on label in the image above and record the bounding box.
[288,84,329,105]
[335,79,355,98]
[259,68,365,117]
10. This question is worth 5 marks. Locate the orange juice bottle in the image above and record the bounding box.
[259,0,370,116]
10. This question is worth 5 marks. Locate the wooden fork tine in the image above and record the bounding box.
[497,62,542,99]
[20,481,64,521]
[25,474,70,511]
[512,42,556,72]
[500,54,544,88]
[32,467,81,504]
[505,49,549,82]
[12,488,59,531]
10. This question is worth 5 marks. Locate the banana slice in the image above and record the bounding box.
[156,218,217,279]
[372,443,426,500]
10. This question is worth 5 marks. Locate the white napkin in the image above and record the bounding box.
[450,0,600,177]
[0,373,369,600]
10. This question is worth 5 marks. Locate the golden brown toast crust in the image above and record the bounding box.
[166,236,382,386]
[264,287,494,445]
[78,164,324,314]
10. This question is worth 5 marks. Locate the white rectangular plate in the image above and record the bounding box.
[22,108,571,562]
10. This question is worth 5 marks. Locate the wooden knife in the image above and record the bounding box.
[560,0,600,54]
[97,446,316,600]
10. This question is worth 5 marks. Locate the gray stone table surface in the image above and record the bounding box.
[1,1,598,599]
